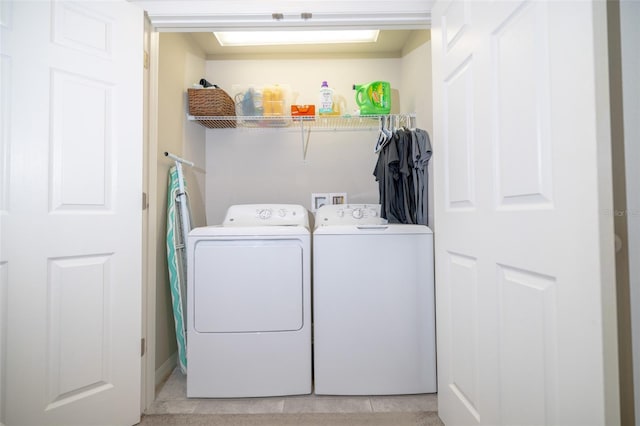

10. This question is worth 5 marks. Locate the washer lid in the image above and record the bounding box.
[313,223,432,236]
[223,204,309,227]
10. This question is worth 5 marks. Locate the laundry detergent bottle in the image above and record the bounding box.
[318,81,335,115]
[353,81,391,115]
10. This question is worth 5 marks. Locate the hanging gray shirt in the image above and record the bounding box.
[411,129,432,226]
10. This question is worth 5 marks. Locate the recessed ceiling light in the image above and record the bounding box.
[214,30,380,47]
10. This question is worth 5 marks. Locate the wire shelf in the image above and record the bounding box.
[187,113,416,131]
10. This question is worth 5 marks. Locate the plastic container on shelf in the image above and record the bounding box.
[263,84,285,116]
[331,94,347,116]
[232,84,291,125]
[353,81,391,115]
[291,104,316,120]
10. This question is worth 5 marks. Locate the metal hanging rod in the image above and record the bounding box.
[164,151,194,167]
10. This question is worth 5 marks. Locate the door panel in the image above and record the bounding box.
[444,58,475,210]
[47,255,114,411]
[497,265,558,425]
[492,3,553,208]
[6,1,143,425]
[194,242,304,332]
[447,252,479,422]
[432,1,618,425]
[50,70,112,210]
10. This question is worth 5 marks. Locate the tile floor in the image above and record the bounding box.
[147,368,438,415]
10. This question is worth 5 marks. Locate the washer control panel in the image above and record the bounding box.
[223,204,309,227]
[315,204,385,226]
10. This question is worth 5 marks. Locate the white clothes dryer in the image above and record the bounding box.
[187,204,311,398]
[313,204,436,395]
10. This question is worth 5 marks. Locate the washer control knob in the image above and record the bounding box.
[352,208,363,219]
[258,209,272,219]
[370,209,378,217]
[278,208,287,218]
[336,209,345,218]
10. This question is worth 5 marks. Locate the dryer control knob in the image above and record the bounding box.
[352,208,363,219]
[336,209,345,218]
[258,209,272,219]
[370,210,378,217]
[278,209,287,218]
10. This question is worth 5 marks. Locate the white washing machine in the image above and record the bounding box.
[186,204,311,398]
[313,204,436,395]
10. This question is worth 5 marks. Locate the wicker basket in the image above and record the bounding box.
[187,88,236,128]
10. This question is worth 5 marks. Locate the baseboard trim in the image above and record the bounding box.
[155,352,177,388]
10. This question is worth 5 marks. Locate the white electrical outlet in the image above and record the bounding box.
[311,192,347,212]
[311,193,329,212]
[329,193,347,205]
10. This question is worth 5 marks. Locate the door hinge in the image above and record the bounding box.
[142,192,148,210]
[141,338,146,357]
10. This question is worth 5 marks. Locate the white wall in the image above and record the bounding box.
[400,32,433,227]
[203,38,433,225]
[155,32,207,377]
[400,31,433,132]
[620,0,640,423]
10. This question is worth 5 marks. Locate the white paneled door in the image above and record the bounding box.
[432,1,618,425]
[0,1,10,424]
[6,1,143,425]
